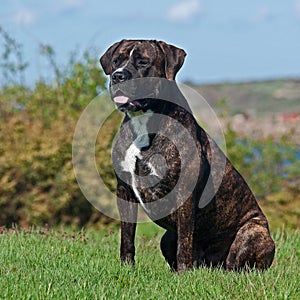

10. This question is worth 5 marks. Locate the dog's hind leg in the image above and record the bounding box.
[160,230,177,271]
[226,218,275,271]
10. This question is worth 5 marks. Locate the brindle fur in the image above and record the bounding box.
[100,40,275,274]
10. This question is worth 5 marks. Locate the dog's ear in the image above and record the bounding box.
[100,40,125,75]
[157,41,186,80]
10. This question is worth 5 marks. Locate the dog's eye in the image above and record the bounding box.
[135,58,150,68]
[113,54,123,66]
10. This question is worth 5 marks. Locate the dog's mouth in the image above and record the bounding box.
[112,91,148,112]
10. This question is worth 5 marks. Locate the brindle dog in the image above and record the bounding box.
[100,40,275,274]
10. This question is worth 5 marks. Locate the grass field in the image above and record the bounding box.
[0,224,299,300]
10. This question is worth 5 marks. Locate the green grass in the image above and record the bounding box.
[0,225,299,300]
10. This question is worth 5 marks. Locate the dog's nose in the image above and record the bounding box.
[112,69,131,84]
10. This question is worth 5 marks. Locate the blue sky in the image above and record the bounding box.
[1,0,300,84]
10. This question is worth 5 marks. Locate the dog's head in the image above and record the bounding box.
[100,40,186,112]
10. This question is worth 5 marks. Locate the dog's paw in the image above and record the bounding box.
[177,263,193,275]
[121,254,135,266]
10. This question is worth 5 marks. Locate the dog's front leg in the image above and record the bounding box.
[119,219,137,265]
[117,185,138,266]
[176,195,195,274]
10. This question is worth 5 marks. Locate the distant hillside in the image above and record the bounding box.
[187,79,300,118]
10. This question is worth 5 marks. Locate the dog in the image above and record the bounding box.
[100,39,275,274]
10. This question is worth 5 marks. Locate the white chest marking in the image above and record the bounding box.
[121,143,141,174]
[121,143,149,213]
[147,161,161,178]
[120,110,154,213]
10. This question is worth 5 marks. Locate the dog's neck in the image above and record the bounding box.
[124,97,196,151]
[126,109,154,149]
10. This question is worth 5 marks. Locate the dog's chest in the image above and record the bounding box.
[121,143,164,178]
[113,110,182,215]
[119,142,161,213]
[120,110,164,177]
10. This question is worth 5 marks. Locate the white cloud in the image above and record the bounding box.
[13,9,36,25]
[167,0,203,22]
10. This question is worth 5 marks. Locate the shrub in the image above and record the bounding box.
[0,27,113,227]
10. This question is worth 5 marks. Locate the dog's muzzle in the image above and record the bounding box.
[110,76,163,112]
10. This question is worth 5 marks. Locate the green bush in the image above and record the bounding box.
[0,27,113,227]
[224,126,299,198]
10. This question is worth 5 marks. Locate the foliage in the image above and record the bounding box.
[0,27,112,227]
[0,26,28,86]
[0,226,299,299]
[224,127,299,197]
